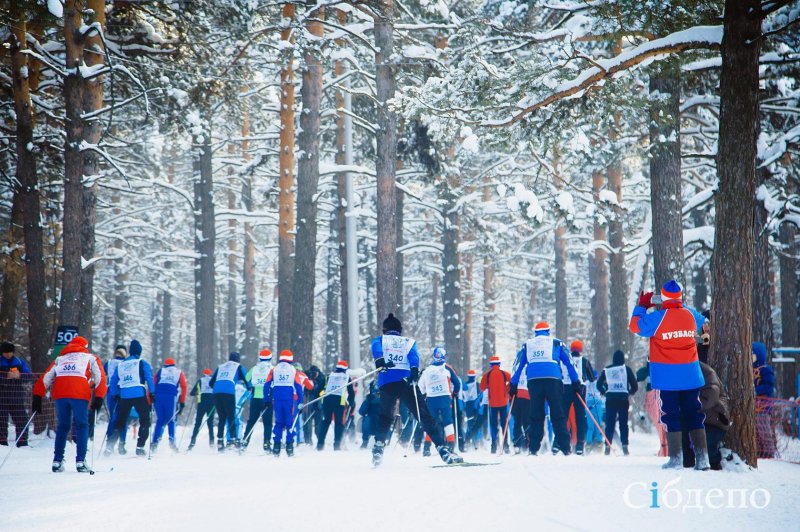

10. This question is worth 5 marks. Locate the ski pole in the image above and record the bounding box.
[240,401,270,450]
[497,397,515,456]
[176,397,197,451]
[574,391,615,454]
[299,367,381,412]
[404,382,423,458]
[402,418,419,458]
[0,412,36,474]
[452,395,460,450]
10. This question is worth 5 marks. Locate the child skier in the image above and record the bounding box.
[150,358,188,452]
[480,356,511,453]
[418,347,461,455]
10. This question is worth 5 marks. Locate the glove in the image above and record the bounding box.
[571,382,582,394]
[637,290,655,309]
[32,395,43,414]
[409,367,419,384]
[178,402,185,415]
[375,357,395,371]
[509,384,517,397]
[91,397,104,411]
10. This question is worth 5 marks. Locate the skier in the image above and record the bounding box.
[480,356,511,453]
[105,339,155,457]
[629,280,708,470]
[753,341,776,458]
[584,371,605,452]
[359,381,381,449]
[370,313,462,466]
[32,336,106,472]
[243,349,274,451]
[510,366,529,453]
[0,342,34,447]
[509,322,581,456]
[463,369,483,447]
[150,358,188,452]
[418,347,461,455]
[103,345,128,452]
[265,350,306,457]
[560,340,595,454]
[188,368,215,450]
[291,363,314,444]
[303,364,326,445]
[209,352,251,452]
[596,350,638,455]
[316,360,355,451]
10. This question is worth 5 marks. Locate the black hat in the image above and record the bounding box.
[1,342,14,353]
[612,350,625,365]
[382,313,402,333]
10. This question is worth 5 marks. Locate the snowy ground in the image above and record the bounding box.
[2,425,798,532]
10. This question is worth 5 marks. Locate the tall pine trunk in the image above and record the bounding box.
[241,105,258,359]
[482,183,495,359]
[334,10,350,357]
[60,0,86,328]
[277,3,296,350]
[607,139,630,355]
[442,189,464,373]
[194,127,216,371]
[553,155,568,342]
[590,170,610,366]
[0,196,23,340]
[291,8,325,367]
[752,168,774,351]
[374,0,399,331]
[649,63,684,288]
[708,0,761,467]
[226,143,238,354]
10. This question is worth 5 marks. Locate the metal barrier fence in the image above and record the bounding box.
[755,396,800,464]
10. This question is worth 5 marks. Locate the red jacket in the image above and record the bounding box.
[33,336,107,402]
[480,366,510,407]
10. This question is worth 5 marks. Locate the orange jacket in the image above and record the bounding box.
[480,366,510,407]
[33,336,107,402]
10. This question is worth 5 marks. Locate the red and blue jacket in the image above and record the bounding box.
[628,300,705,391]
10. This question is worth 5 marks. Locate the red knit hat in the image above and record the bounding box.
[570,340,583,353]
[467,369,476,376]
[336,360,348,369]
[489,356,501,365]
[61,336,90,355]
[259,349,273,361]
[203,368,212,376]
[534,322,550,332]
[164,358,176,366]
[279,349,294,362]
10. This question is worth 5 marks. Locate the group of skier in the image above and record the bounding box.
[3,278,748,472]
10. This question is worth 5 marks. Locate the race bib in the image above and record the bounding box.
[118,359,143,389]
[55,353,91,378]
[526,336,555,365]
[381,335,414,371]
[106,358,121,384]
[325,373,349,396]
[605,366,627,393]
[518,371,528,389]
[424,367,450,397]
[199,375,213,394]
[273,363,296,387]
[159,366,180,387]
[216,361,240,383]
[251,363,271,387]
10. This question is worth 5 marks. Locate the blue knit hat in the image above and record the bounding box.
[661,280,683,301]
[432,346,446,365]
[229,352,240,362]
[129,339,142,357]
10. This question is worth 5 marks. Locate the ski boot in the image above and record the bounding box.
[217,439,226,453]
[272,442,281,457]
[135,446,146,457]
[103,445,114,457]
[575,442,584,456]
[422,441,431,457]
[437,445,464,464]
[76,461,90,473]
[372,441,385,467]
[188,438,196,451]
[604,445,611,456]
[360,440,369,450]
[150,441,159,454]
[661,432,683,469]
[622,445,630,456]
[169,440,178,452]
[689,429,710,471]
[209,436,215,448]
[118,441,127,455]
[503,443,510,455]
[263,441,271,453]
[316,441,324,451]
[286,442,294,457]
[490,441,497,454]
[52,460,65,473]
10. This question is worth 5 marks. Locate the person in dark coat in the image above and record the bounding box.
[359,381,381,449]
[0,342,34,446]
[698,347,730,470]
[752,342,775,398]
[303,365,326,445]
[596,350,638,455]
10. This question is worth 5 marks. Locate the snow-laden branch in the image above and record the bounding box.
[483,25,723,128]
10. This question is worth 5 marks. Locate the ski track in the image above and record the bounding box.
[2,427,797,532]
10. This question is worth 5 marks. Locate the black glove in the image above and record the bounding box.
[509,384,518,398]
[91,397,104,411]
[409,367,419,384]
[178,402,185,415]
[571,382,582,394]
[32,395,43,414]
[375,357,395,371]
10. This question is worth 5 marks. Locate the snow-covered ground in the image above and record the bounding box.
[2,426,797,532]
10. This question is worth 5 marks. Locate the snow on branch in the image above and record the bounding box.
[483,25,723,128]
